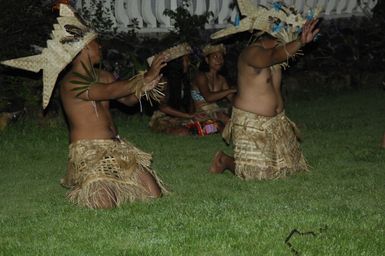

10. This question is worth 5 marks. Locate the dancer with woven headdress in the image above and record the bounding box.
[148,43,197,136]
[1,4,168,208]
[191,44,237,126]
[209,0,322,180]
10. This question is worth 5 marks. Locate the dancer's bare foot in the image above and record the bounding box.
[209,151,225,174]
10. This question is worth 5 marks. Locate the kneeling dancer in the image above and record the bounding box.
[2,4,168,208]
[209,0,322,179]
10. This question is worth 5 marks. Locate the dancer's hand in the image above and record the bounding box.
[144,53,168,90]
[300,19,320,46]
[193,113,209,121]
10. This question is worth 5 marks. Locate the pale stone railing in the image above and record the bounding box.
[75,0,378,33]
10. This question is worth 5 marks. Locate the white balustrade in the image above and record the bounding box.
[114,0,130,27]
[336,0,348,14]
[194,0,206,16]
[207,0,219,25]
[142,1,157,28]
[217,0,235,28]
[77,0,378,33]
[155,0,171,28]
[346,0,357,13]
[126,0,143,27]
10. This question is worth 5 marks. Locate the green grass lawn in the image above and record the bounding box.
[1,87,384,256]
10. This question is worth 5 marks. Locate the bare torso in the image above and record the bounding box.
[234,45,283,117]
[60,69,117,142]
[192,72,228,109]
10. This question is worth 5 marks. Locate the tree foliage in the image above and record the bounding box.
[163,0,212,47]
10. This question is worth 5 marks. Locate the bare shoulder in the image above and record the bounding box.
[241,44,263,58]
[242,44,264,54]
[195,71,206,80]
[239,44,266,71]
[194,71,208,84]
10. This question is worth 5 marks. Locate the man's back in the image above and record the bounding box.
[60,69,117,142]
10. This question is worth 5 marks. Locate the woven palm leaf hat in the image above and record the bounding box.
[202,44,226,56]
[211,0,322,45]
[1,4,97,109]
[147,43,193,66]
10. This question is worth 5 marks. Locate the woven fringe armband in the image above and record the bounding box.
[127,71,165,106]
[278,39,304,70]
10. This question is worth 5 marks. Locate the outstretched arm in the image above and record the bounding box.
[221,78,235,102]
[159,104,193,118]
[243,19,320,69]
[116,94,139,106]
[73,53,168,101]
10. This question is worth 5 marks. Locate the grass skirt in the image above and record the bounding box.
[222,107,308,180]
[196,102,228,120]
[61,139,168,208]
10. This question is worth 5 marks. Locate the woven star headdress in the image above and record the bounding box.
[211,0,322,45]
[1,4,97,109]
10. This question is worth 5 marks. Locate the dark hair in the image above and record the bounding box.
[198,57,210,72]
[163,57,192,111]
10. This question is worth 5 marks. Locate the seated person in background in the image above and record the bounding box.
[148,43,207,136]
[1,4,168,209]
[191,44,237,126]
